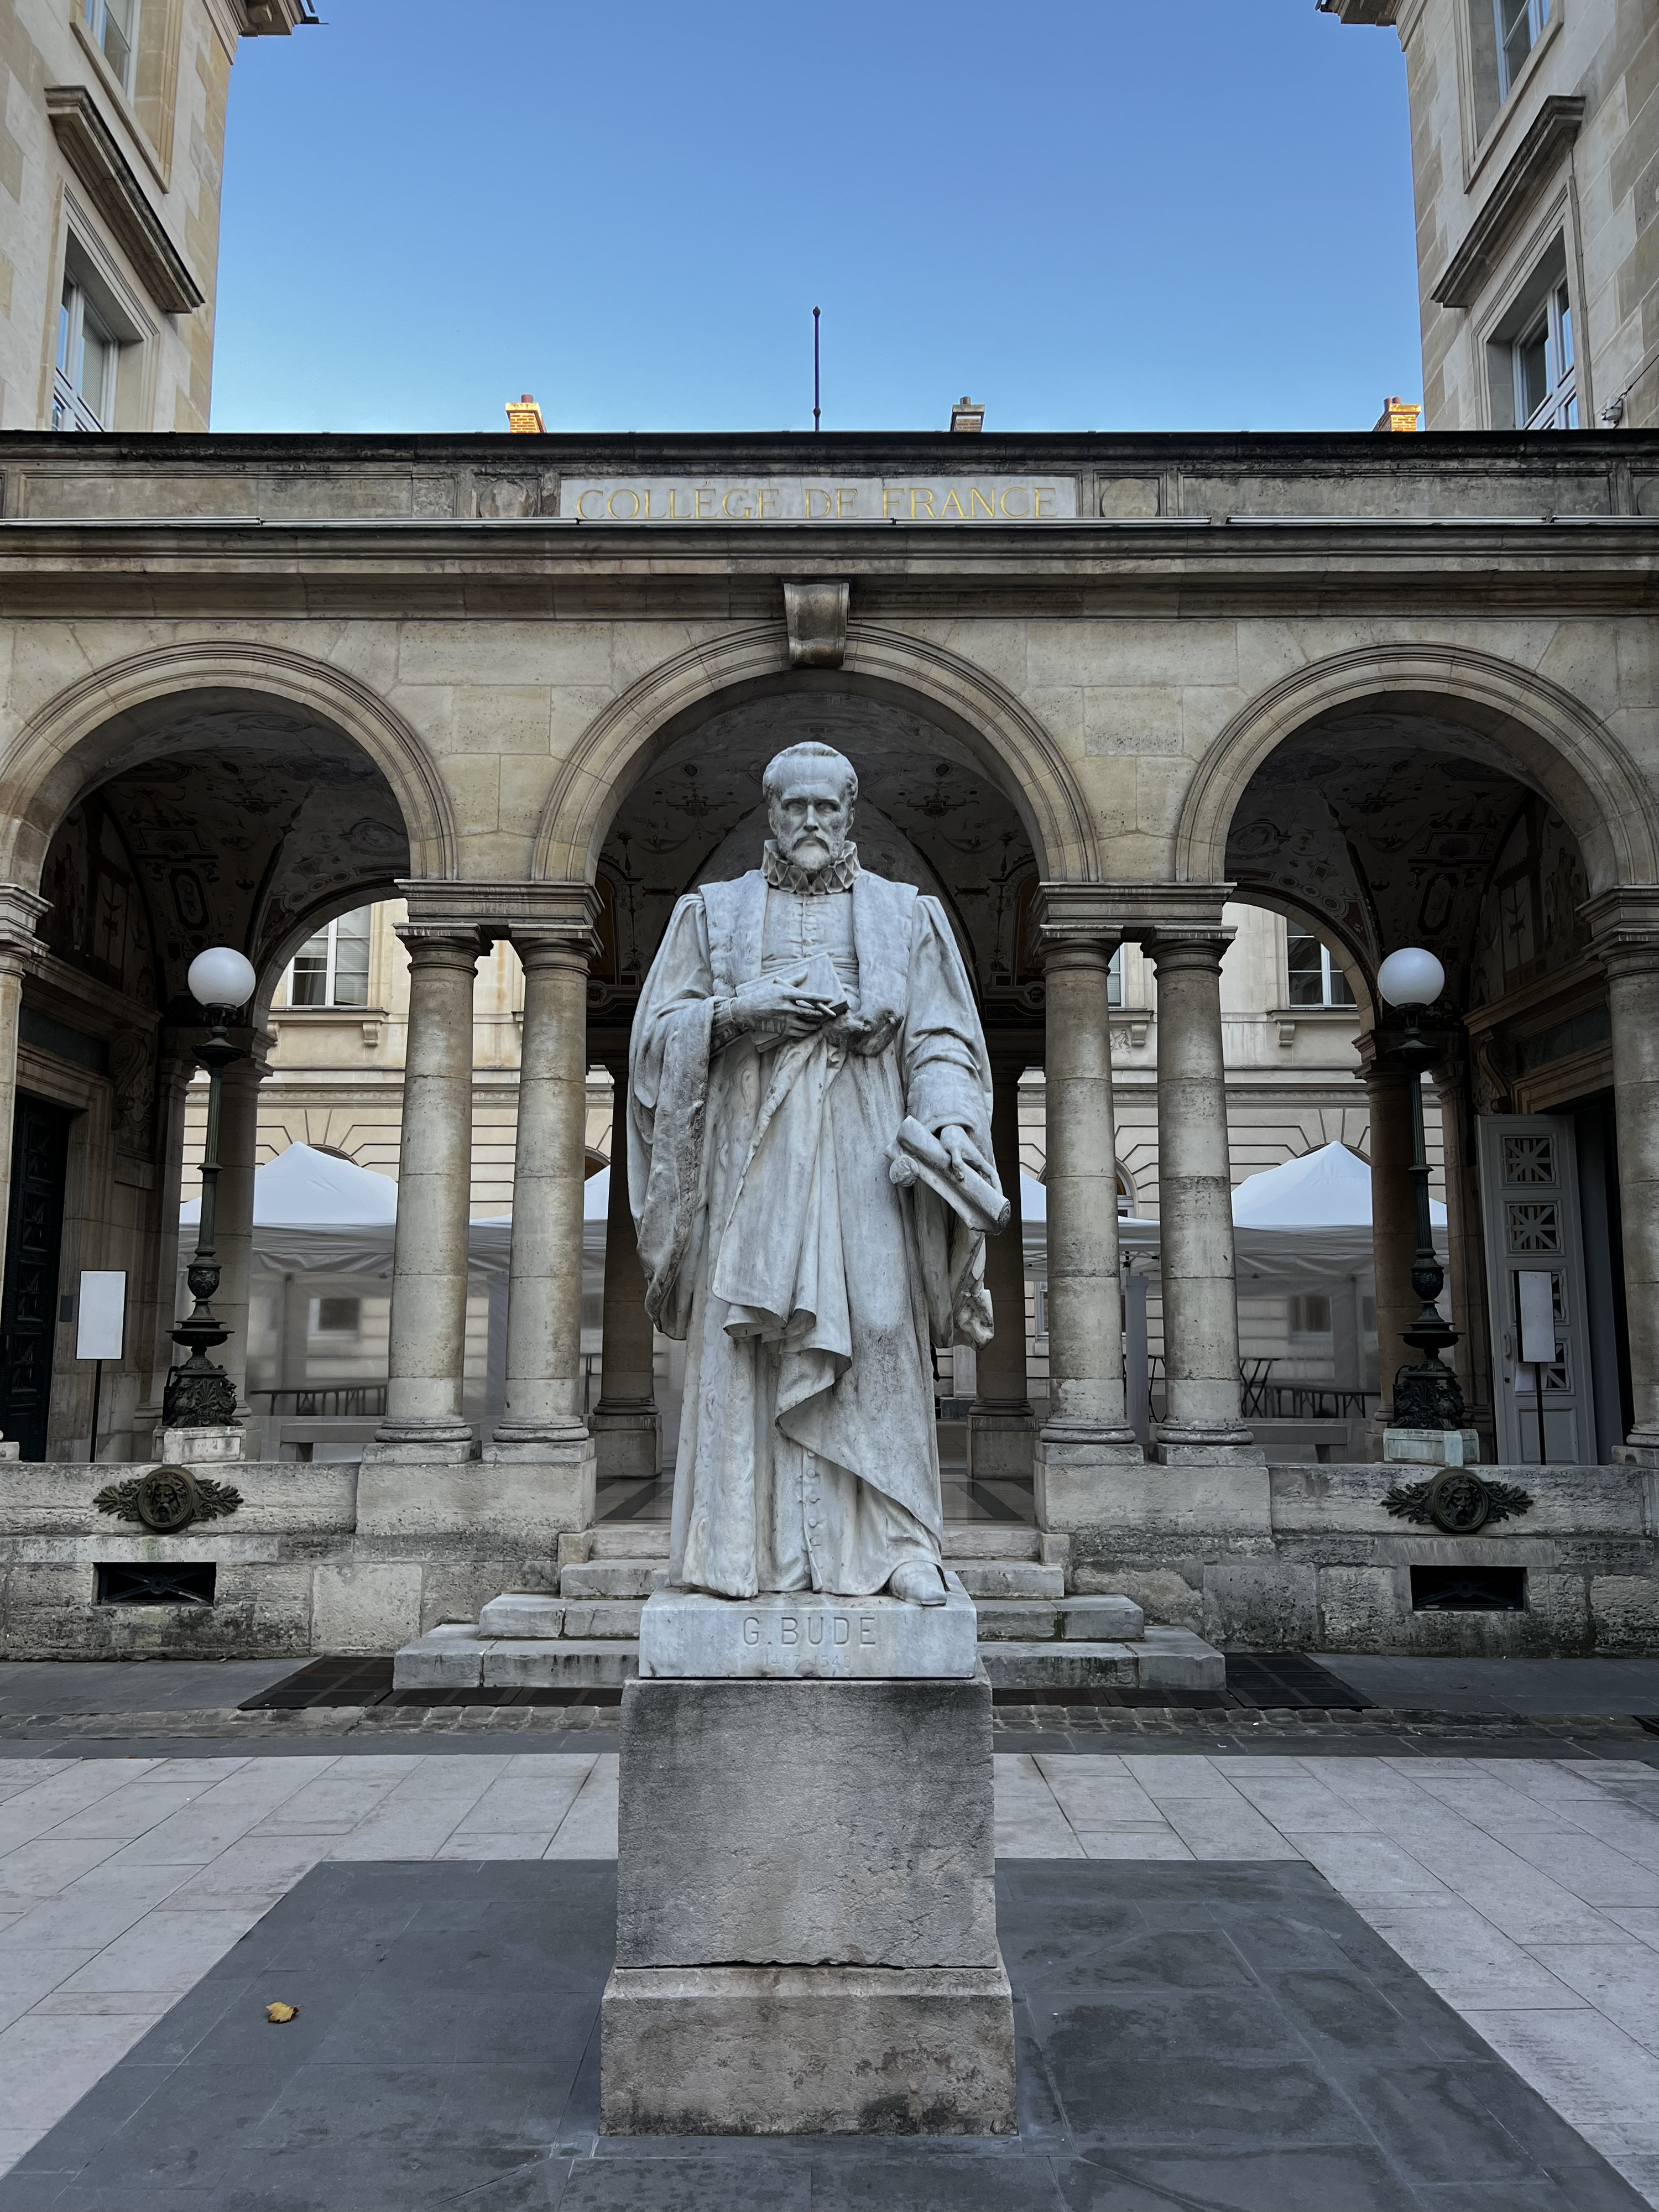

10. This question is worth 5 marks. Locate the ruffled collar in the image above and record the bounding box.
[761,841,860,895]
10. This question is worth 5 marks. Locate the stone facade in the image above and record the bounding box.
[0,427,1654,1653]
[1325,0,1659,430]
[0,0,311,437]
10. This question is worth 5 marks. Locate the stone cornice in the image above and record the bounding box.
[43,88,204,314]
[1432,95,1585,310]
[396,879,604,947]
[0,885,50,970]
[1037,883,1235,946]
[1582,886,1659,966]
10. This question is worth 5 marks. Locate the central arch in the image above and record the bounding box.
[532,622,1100,885]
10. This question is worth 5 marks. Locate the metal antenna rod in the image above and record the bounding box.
[813,306,821,432]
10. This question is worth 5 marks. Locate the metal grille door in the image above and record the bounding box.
[1477,1115,1593,1465]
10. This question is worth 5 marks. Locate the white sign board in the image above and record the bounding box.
[75,1270,126,1361]
[559,476,1078,524]
[1517,1269,1556,1368]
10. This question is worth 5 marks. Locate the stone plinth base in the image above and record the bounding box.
[1034,1429,1146,1529]
[1383,1426,1481,1465]
[638,1579,978,1680]
[601,1666,1014,2136]
[152,1425,244,1465]
[599,1964,1016,2136]
[590,1408,661,1483]
[966,1410,1034,1481]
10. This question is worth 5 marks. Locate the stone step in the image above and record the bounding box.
[591,1528,672,1560]
[394,1619,1220,1696]
[948,1562,1065,1600]
[973,1595,1147,1643]
[937,1528,1042,1561]
[559,1598,645,1639]
[478,1593,564,1640]
[978,1627,1224,1695]
[561,1562,669,1600]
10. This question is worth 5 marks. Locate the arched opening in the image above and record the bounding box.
[5,687,418,1463]
[1217,692,1627,1466]
[582,675,1050,1512]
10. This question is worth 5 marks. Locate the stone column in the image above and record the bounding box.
[483,930,597,1525]
[1361,1044,1417,1426]
[1597,925,1659,1453]
[0,890,47,1342]
[1147,933,1259,1464]
[212,1037,270,1415]
[366,927,483,1462]
[967,1056,1032,1481]
[1431,1053,1495,1455]
[591,1052,661,1482]
[137,1040,195,1431]
[1034,940,1140,1528]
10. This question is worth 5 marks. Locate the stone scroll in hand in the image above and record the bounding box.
[888,1115,1010,1238]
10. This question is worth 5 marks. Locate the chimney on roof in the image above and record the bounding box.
[1373,395,1422,433]
[949,395,984,433]
[505,394,546,434]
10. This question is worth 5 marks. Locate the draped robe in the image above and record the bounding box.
[628,859,999,1599]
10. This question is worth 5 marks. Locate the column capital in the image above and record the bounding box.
[397,877,603,945]
[0,883,49,975]
[1144,931,1233,975]
[1037,880,1235,950]
[392,923,487,972]
[1583,886,1659,974]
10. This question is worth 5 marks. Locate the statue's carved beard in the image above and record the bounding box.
[777,826,846,873]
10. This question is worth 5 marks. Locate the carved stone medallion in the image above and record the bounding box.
[1383,1468,1534,1533]
[94,1468,243,1532]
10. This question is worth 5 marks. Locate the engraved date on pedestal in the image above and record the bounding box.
[742,1611,879,1649]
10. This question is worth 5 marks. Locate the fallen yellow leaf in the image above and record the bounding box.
[265,2002,298,2023]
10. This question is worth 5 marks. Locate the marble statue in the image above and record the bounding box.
[628,741,1008,1606]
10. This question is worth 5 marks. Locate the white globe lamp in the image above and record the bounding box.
[1376,946,1445,1010]
[186,946,257,1011]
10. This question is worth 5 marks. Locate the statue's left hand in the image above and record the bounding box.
[936,1125,994,1184]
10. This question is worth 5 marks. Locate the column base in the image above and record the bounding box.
[1152,1426,1266,1468]
[1034,1426,1145,1531]
[480,1428,596,1531]
[599,1963,1016,2136]
[591,1406,662,1483]
[966,1408,1034,1481]
[361,1423,477,1466]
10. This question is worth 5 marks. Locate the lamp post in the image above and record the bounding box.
[163,947,257,1431]
[1375,947,1466,1433]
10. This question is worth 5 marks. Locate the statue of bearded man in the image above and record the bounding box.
[627,741,1005,1606]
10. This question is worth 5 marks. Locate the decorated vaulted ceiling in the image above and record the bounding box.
[38,696,410,1019]
[1223,708,1590,1015]
[594,690,1044,1020]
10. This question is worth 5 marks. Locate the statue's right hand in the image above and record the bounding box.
[729,976,845,1046]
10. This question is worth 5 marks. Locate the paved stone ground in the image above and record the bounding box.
[0,1855,1647,2211]
[0,1750,1647,2201]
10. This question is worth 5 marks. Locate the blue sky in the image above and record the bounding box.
[211,2,1420,437]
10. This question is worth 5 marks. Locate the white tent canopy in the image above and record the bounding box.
[181,1143,398,1228]
[1231,1140,1445,1229]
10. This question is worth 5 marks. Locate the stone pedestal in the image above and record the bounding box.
[152,1424,245,1466]
[966,1409,1035,1480]
[599,1599,1016,2137]
[1383,1426,1481,1466]
[589,1408,661,1483]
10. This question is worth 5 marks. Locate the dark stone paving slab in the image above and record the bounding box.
[0,1860,1645,2210]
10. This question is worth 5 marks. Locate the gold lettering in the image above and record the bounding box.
[970,486,995,518]
[882,486,904,518]
[1000,486,1031,517]
[667,488,690,518]
[695,488,716,518]
[758,487,780,518]
[608,488,641,519]
[805,487,833,518]
[941,487,969,519]
[576,489,604,519]
[1034,486,1055,517]
[910,487,937,519]
[836,486,858,517]
[723,487,754,518]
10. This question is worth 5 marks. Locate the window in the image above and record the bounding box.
[1494,0,1547,100]
[1513,280,1577,429]
[1286,927,1356,1009]
[286,909,371,1008]
[53,276,116,432]
[1107,943,1125,1009]
[1288,1294,1333,1337]
[312,1297,361,1337]
[85,0,138,92]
